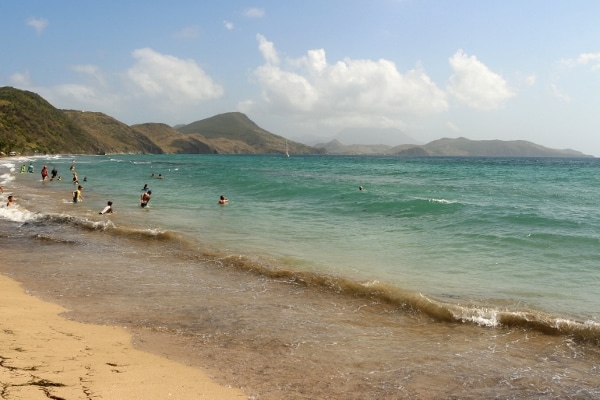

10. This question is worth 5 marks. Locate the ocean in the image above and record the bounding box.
[1,154,599,399]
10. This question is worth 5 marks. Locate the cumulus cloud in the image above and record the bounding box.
[127,48,224,103]
[257,34,280,65]
[447,50,515,110]
[250,35,448,129]
[244,8,265,18]
[26,17,48,35]
[224,20,234,30]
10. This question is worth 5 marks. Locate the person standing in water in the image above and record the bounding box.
[72,185,84,203]
[51,166,58,181]
[41,165,49,182]
[140,190,151,208]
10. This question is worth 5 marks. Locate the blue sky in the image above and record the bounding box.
[2,1,600,155]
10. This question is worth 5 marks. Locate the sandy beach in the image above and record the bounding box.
[1,156,600,399]
[0,273,246,400]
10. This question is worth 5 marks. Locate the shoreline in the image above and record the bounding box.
[2,155,600,399]
[0,272,246,400]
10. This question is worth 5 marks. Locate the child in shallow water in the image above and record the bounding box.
[72,185,84,203]
[99,201,114,214]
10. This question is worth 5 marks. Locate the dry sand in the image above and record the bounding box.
[0,273,247,400]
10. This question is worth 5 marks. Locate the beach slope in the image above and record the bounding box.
[0,274,246,400]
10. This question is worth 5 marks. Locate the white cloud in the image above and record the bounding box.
[560,53,600,71]
[127,48,224,103]
[525,74,536,86]
[575,53,600,65]
[257,34,280,65]
[244,8,265,18]
[71,64,105,86]
[251,36,448,130]
[26,17,48,35]
[224,20,234,30]
[53,84,99,104]
[9,71,31,86]
[447,50,515,110]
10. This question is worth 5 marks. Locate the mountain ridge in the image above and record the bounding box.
[315,137,591,158]
[0,87,592,158]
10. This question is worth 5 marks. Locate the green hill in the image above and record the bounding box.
[0,87,102,154]
[131,123,215,154]
[62,110,163,154]
[177,112,322,154]
[0,87,323,155]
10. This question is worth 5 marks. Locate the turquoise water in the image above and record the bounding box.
[3,154,599,324]
[108,155,600,321]
[3,154,600,398]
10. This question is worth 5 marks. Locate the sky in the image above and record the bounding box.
[2,1,600,155]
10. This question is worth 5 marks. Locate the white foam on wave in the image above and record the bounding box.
[0,202,38,223]
[450,304,501,327]
[428,198,457,204]
[0,161,18,185]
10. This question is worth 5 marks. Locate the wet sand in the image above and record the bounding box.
[0,273,246,400]
[2,161,600,399]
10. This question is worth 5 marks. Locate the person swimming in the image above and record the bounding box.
[219,195,228,204]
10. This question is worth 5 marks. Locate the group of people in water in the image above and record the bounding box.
[4,161,230,214]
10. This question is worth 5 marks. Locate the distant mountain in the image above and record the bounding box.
[315,139,393,155]
[131,123,215,154]
[0,87,592,158]
[63,110,163,154]
[334,127,421,146]
[0,87,322,155]
[177,112,321,154]
[315,137,591,157]
[391,137,591,157]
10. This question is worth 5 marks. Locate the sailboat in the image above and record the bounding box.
[285,139,290,157]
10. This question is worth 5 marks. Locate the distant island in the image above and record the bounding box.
[317,137,591,158]
[0,86,592,158]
